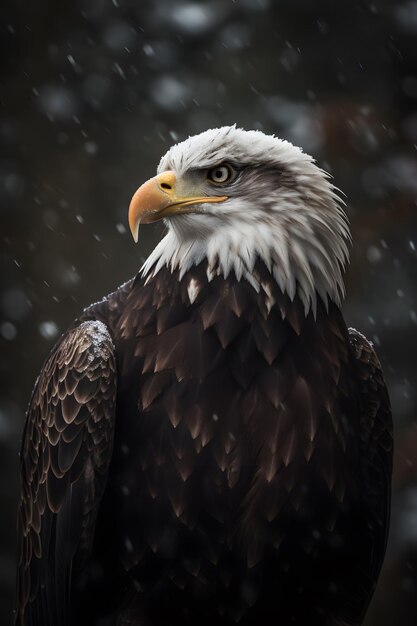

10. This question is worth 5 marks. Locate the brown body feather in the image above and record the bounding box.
[16,262,392,626]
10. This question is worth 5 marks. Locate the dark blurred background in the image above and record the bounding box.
[1,0,417,623]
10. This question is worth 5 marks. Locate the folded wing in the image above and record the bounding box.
[15,320,117,626]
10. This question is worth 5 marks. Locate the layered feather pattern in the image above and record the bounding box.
[16,321,116,626]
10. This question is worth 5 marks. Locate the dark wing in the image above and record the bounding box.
[15,320,117,626]
[349,328,393,613]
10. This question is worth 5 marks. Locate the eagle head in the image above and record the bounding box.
[129,126,350,314]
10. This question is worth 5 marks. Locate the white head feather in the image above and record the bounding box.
[142,126,350,316]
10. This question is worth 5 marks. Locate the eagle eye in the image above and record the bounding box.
[207,164,233,184]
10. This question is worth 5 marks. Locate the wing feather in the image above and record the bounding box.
[349,327,393,613]
[15,320,117,626]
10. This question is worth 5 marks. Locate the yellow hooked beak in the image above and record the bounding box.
[128,170,228,242]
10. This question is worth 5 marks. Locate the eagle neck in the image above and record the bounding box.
[141,219,348,318]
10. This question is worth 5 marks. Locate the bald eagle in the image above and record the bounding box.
[16,127,392,626]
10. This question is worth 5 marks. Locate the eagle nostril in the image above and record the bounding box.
[160,182,172,191]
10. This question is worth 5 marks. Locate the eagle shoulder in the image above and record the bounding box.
[348,327,393,455]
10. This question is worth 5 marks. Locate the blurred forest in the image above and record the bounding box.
[1,0,417,624]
